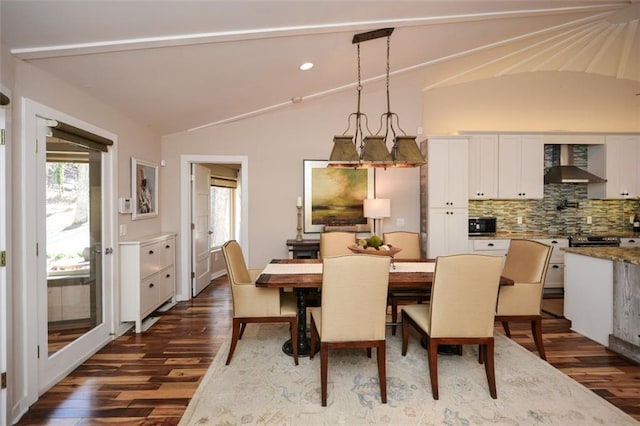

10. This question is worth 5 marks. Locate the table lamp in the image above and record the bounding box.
[363,198,390,236]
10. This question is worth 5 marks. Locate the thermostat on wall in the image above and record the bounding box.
[119,197,132,214]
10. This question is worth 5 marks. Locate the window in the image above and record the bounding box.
[210,185,234,248]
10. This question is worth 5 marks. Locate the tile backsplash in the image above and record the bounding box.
[469,145,640,235]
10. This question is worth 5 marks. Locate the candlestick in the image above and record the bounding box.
[296,205,303,241]
[296,196,303,207]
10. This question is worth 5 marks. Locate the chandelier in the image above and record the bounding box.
[328,28,425,168]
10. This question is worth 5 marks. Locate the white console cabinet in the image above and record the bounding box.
[120,233,176,333]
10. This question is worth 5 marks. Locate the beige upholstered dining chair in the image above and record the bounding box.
[309,255,391,407]
[383,231,429,335]
[319,231,356,259]
[401,254,504,400]
[495,239,553,360]
[221,240,298,365]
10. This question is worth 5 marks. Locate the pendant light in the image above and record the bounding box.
[328,29,393,168]
[328,28,425,168]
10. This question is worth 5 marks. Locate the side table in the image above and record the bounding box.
[286,239,320,259]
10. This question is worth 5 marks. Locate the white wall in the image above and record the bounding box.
[423,71,640,134]
[161,74,424,270]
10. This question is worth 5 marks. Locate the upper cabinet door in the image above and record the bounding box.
[498,134,544,199]
[468,134,498,199]
[427,138,468,208]
[588,135,639,199]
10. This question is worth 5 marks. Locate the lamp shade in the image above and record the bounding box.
[360,136,393,167]
[363,198,390,219]
[328,135,360,168]
[392,136,426,167]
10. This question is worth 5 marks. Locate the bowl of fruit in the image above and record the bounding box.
[348,235,402,257]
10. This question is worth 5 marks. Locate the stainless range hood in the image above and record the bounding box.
[544,145,606,184]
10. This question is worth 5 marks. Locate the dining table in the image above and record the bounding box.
[255,258,514,357]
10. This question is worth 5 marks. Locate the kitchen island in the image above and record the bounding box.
[563,247,640,363]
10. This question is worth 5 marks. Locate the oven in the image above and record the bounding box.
[568,235,621,247]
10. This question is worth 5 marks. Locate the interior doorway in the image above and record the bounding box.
[179,155,248,301]
[191,162,241,297]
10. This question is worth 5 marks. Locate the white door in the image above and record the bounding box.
[0,105,8,425]
[191,164,211,296]
[35,115,113,394]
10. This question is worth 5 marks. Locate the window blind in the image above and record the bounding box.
[47,120,113,152]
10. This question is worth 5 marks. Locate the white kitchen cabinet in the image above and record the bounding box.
[120,233,176,333]
[427,138,468,209]
[426,137,469,258]
[588,135,640,199]
[468,134,498,199]
[620,237,640,247]
[472,239,510,258]
[533,238,568,288]
[498,134,544,199]
[428,209,469,258]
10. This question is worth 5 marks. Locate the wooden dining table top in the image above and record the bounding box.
[254,258,514,290]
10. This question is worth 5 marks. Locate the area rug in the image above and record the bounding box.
[179,324,638,425]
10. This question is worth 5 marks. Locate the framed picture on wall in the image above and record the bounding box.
[131,157,159,220]
[303,159,374,233]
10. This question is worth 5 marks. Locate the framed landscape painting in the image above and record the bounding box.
[131,157,159,220]
[303,160,374,233]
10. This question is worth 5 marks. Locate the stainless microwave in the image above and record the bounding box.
[468,217,497,235]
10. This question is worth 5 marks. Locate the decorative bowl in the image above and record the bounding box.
[348,245,402,257]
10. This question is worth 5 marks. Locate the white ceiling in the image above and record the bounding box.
[2,1,639,135]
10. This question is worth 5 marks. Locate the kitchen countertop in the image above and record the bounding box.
[561,247,640,265]
[469,232,640,240]
[470,233,567,240]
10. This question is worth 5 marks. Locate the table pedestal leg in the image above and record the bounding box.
[282,288,318,357]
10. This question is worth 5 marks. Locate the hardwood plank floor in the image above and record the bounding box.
[17,276,640,424]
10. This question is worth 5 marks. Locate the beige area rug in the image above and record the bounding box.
[180,324,638,425]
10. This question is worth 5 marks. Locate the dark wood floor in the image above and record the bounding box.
[17,276,640,425]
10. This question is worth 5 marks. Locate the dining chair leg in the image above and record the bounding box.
[225,318,241,365]
[501,321,511,337]
[483,339,497,399]
[376,341,387,404]
[320,344,329,407]
[427,338,439,400]
[366,348,372,358]
[531,317,547,360]
[401,312,410,356]
[309,317,318,359]
[239,322,247,339]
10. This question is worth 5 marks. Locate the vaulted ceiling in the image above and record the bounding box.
[1,1,639,135]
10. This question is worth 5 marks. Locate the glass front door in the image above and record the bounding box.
[45,141,103,355]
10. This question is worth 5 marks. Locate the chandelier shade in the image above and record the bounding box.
[392,136,426,167]
[361,136,393,167]
[328,135,360,168]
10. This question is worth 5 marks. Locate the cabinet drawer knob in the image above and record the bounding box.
[552,265,559,269]
[149,283,155,288]
[629,239,636,243]
[166,274,171,278]
[148,250,154,254]
[488,243,494,247]
[166,244,171,249]
[551,240,558,244]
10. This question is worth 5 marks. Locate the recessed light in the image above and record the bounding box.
[299,62,314,71]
